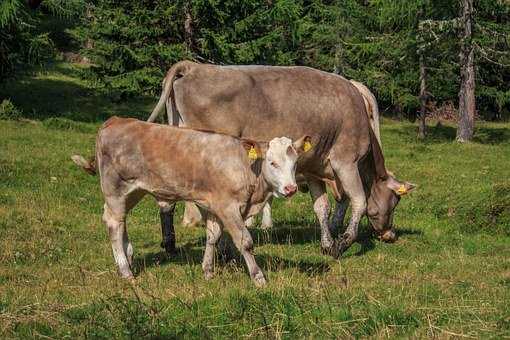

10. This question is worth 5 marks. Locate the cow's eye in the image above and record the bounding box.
[270,161,279,169]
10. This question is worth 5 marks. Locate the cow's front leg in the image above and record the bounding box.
[308,179,334,254]
[159,202,176,254]
[220,210,266,287]
[330,161,367,258]
[202,214,223,280]
[330,197,349,237]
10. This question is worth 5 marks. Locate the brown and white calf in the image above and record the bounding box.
[72,117,310,286]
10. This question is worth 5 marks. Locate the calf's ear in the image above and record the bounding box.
[293,135,313,155]
[241,139,263,160]
[386,177,417,196]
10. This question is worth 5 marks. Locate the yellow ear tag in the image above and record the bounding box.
[303,141,312,152]
[248,146,259,160]
[397,184,407,195]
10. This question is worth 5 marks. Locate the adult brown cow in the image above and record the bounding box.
[180,78,385,231]
[148,61,415,257]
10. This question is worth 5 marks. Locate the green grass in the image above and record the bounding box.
[1,63,509,338]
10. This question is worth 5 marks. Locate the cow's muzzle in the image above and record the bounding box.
[283,184,297,198]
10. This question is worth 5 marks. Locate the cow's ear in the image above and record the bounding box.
[241,139,262,160]
[386,177,417,196]
[293,135,313,155]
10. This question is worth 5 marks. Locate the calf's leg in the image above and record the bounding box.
[219,209,266,287]
[202,214,223,280]
[103,200,132,278]
[103,190,144,278]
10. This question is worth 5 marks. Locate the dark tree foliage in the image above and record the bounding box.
[4,0,508,119]
[0,0,85,78]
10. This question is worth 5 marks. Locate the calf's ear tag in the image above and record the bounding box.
[248,146,259,160]
[303,141,312,152]
[397,184,407,196]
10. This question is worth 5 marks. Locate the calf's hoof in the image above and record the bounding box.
[252,272,267,287]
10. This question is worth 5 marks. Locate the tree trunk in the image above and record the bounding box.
[184,3,195,52]
[457,0,476,142]
[418,53,427,139]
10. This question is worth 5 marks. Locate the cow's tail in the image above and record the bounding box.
[71,155,97,176]
[364,88,381,146]
[147,60,195,123]
[350,80,382,147]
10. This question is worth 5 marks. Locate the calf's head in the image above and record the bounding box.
[367,174,416,242]
[242,136,311,198]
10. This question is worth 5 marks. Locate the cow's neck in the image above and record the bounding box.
[360,135,388,199]
[244,161,273,217]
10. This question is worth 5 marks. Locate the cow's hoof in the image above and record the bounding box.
[331,234,352,259]
[323,244,343,259]
[252,272,267,287]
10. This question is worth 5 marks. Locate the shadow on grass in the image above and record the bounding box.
[393,122,510,145]
[132,244,332,277]
[250,221,319,246]
[0,62,155,123]
[132,222,331,277]
[132,222,422,277]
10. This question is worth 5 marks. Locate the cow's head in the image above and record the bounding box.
[242,136,311,198]
[366,174,416,242]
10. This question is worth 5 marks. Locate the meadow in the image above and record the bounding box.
[0,63,509,338]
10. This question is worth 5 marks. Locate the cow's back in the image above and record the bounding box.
[97,118,253,203]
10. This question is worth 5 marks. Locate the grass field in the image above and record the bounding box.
[1,63,509,338]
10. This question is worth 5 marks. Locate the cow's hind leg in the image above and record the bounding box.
[246,199,273,229]
[329,161,367,258]
[159,202,176,254]
[202,214,223,280]
[182,202,203,227]
[308,178,334,253]
[103,193,143,278]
